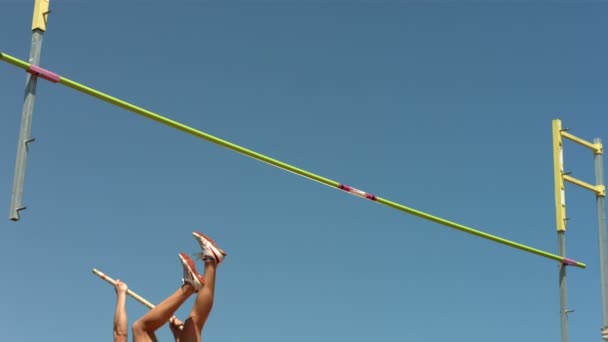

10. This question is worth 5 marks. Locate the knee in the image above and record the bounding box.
[187,313,209,331]
[132,319,146,335]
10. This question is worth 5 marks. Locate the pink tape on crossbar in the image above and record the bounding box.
[28,65,60,83]
[338,184,377,201]
[562,258,577,266]
[338,184,352,191]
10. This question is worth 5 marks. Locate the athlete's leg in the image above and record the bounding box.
[180,232,226,342]
[113,280,129,342]
[132,253,204,342]
[180,260,218,342]
[132,285,193,342]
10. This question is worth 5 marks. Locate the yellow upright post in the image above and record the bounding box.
[31,0,50,32]
[553,119,567,231]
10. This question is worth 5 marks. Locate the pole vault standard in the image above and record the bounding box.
[1,52,586,269]
[552,120,606,342]
[9,0,50,221]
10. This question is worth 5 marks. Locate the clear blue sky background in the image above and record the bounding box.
[1,1,607,341]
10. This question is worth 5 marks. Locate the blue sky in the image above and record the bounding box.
[1,1,607,341]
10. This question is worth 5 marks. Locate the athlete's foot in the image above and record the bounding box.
[193,231,227,264]
[179,252,205,292]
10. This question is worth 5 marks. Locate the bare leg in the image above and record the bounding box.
[180,260,218,342]
[113,280,129,342]
[132,284,195,342]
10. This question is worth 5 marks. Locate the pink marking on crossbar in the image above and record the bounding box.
[338,184,352,192]
[562,258,577,266]
[338,184,377,201]
[28,65,60,83]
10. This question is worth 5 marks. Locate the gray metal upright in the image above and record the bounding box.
[9,0,50,221]
[595,138,608,338]
[9,31,43,221]
[558,231,569,342]
[552,119,570,342]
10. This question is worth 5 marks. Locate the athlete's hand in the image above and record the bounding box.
[169,316,184,335]
[114,279,129,295]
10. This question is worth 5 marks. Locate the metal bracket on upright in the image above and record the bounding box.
[561,130,603,156]
[562,174,606,197]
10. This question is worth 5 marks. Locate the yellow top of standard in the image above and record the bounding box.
[32,0,50,31]
[552,119,567,232]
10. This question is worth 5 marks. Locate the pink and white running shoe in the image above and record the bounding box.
[193,232,227,264]
[179,252,205,292]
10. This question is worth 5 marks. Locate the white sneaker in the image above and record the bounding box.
[193,232,227,264]
[179,252,204,292]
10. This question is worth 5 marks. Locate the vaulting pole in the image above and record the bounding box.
[92,268,180,323]
[92,268,156,309]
